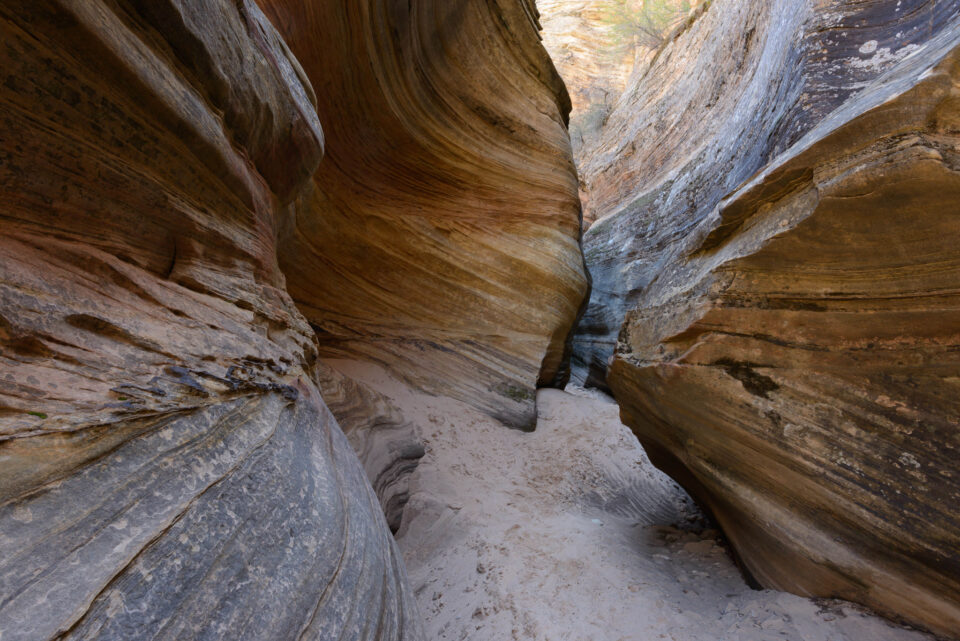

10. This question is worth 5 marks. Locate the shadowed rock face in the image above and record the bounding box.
[316,362,425,533]
[0,1,423,639]
[257,0,589,430]
[572,0,960,635]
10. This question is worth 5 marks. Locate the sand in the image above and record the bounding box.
[325,360,935,641]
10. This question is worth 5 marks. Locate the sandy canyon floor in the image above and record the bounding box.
[327,360,935,641]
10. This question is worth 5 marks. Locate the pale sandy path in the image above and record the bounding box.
[326,360,934,641]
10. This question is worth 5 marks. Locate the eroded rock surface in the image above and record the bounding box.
[0,2,422,639]
[317,362,425,532]
[538,1,636,154]
[571,0,960,635]
[257,0,589,429]
[539,0,708,225]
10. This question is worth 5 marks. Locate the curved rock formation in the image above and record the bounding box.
[0,1,422,638]
[258,0,589,429]
[316,362,425,533]
[571,0,960,635]
[1,0,587,635]
[575,0,960,386]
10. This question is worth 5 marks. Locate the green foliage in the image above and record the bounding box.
[599,0,693,56]
[27,411,47,419]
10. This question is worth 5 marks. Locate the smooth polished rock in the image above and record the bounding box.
[572,0,960,636]
[0,2,422,639]
[257,0,590,430]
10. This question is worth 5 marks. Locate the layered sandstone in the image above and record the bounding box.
[1,0,586,637]
[571,0,960,635]
[0,1,424,638]
[538,1,636,154]
[316,362,425,533]
[258,0,589,429]
[538,0,636,225]
[539,0,707,224]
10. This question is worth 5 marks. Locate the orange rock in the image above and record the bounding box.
[258,0,589,429]
[572,0,960,635]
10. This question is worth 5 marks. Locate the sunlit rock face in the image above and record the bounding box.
[571,0,960,635]
[539,0,707,226]
[538,0,637,224]
[257,0,589,430]
[538,1,636,148]
[0,1,422,639]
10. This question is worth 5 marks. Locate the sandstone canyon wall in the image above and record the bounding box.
[0,0,583,638]
[538,1,637,153]
[538,0,639,226]
[571,0,960,635]
[539,0,708,226]
[259,0,589,430]
[0,2,424,638]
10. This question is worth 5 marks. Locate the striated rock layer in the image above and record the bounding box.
[316,362,425,533]
[538,1,637,153]
[0,1,423,639]
[538,0,706,225]
[258,0,589,429]
[572,0,960,636]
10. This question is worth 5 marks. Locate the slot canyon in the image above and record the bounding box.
[1,0,958,640]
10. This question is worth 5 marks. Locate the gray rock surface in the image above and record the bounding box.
[569,0,960,635]
[0,2,423,639]
[573,0,960,388]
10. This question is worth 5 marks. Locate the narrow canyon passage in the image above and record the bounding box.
[1,0,959,640]
[328,360,933,641]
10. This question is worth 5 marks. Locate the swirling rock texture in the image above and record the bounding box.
[316,362,425,533]
[0,1,423,639]
[257,0,589,430]
[570,0,960,636]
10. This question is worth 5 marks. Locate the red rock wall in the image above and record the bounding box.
[0,1,423,638]
[259,0,589,429]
